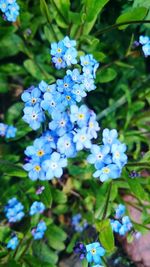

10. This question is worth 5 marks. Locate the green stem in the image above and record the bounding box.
[102,181,112,220]
[97,75,150,120]
[95,20,150,36]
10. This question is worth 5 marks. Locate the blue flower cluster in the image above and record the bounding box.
[31,221,47,240]
[21,37,102,181]
[29,201,45,216]
[139,35,150,57]
[0,0,19,22]
[86,242,105,265]
[7,236,19,250]
[87,129,127,182]
[4,197,25,223]
[72,213,88,232]
[111,204,132,236]
[0,123,17,138]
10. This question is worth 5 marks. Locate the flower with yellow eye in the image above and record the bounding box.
[93,163,121,182]
[111,143,127,168]
[86,242,105,265]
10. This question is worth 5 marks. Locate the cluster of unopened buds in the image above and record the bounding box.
[4,197,46,250]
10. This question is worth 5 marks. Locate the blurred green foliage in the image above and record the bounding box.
[0,0,150,266]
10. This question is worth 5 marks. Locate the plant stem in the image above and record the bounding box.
[102,181,112,220]
[94,20,150,36]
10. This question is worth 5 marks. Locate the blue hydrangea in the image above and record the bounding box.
[4,197,25,223]
[0,0,20,22]
[29,201,45,216]
[7,236,19,250]
[31,221,47,240]
[72,213,88,232]
[86,242,105,265]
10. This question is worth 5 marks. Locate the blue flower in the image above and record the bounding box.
[29,201,45,215]
[5,125,17,138]
[72,84,87,102]
[4,1,20,22]
[73,127,92,151]
[4,197,24,223]
[32,221,47,240]
[24,137,50,160]
[63,47,77,66]
[111,143,127,168]
[63,36,76,48]
[23,159,46,181]
[115,204,126,219]
[110,219,122,233]
[7,236,19,250]
[23,104,45,130]
[38,81,56,93]
[102,128,118,147]
[0,123,7,136]
[0,1,8,12]
[42,130,58,149]
[142,43,150,57]
[41,92,63,114]
[66,68,82,83]
[86,242,105,264]
[52,56,66,69]
[87,144,111,168]
[57,133,76,158]
[56,75,74,93]
[51,41,66,57]
[82,77,96,92]
[87,112,100,139]
[93,163,121,182]
[72,213,88,232]
[42,152,67,180]
[139,35,150,45]
[21,87,41,106]
[49,111,73,136]
[70,105,90,127]
[122,216,132,231]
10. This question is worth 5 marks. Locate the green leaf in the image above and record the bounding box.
[81,259,88,267]
[116,7,148,29]
[0,160,27,178]
[32,241,58,264]
[52,188,67,204]
[96,219,115,252]
[96,68,117,83]
[40,0,51,23]
[46,225,67,251]
[127,177,149,201]
[0,34,24,59]
[82,0,109,34]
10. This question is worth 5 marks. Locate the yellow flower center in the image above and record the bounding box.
[57,48,62,53]
[103,167,110,174]
[58,58,62,63]
[78,113,84,119]
[34,165,41,172]
[91,248,96,254]
[66,95,71,100]
[37,150,44,157]
[89,122,94,128]
[80,135,86,141]
[115,151,120,158]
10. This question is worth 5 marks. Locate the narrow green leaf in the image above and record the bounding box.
[116,7,148,29]
[96,219,115,252]
[40,0,51,23]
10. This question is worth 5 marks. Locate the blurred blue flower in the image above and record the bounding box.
[102,128,118,147]
[111,143,127,168]
[0,123,7,136]
[4,197,24,223]
[115,204,126,219]
[7,236,18,250]
[74,127,92,151]
[5,125,17,138]
[32,221,47,240]
[57,133,76,158]
[93,163,121,182]
[72,213,88,232]
[29,201,45,215]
